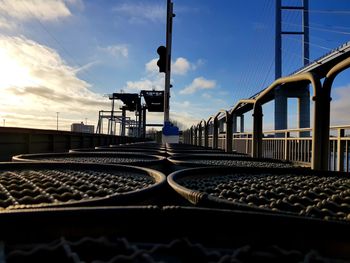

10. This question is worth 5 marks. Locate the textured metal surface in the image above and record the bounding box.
[182,158,293,168]
[0,164,160,210]
[12,152,164,165]
[172,168,350,222]
[70,148,166,155]
[169,154,294,168]
[4,236,345,263]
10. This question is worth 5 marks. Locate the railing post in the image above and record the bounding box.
[213,119,218,149]
[198,125,202,146]
[194,128,198,146]
[252,103,263,158]
[204,123,209,147]
[245,134,250,155]
[225,112,233,152]
[337,128,345,172]
[284,131,290,160]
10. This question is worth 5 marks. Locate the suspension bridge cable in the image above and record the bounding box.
[282,21,350,35]
[284,36,333,51]
[260,57,275,89]
[306,9,350,14]
[236,0,273,100]
[241,0,275,100]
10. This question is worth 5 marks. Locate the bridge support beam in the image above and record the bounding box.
[252,103,263,158]
[194,127,198,146]
[198,124,202,147]
[232,114,237,133]
[213,118,219,149]
[225,112,233,152]
[240,115,245,133]
[318,56,350,170]
[298,86,310,137]
[312,91,329,170]
[275,85,310,137]
[190,127,194,145]
[274,88,288,137]
[204,123,209,147]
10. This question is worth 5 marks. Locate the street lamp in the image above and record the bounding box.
[56,112,59,130]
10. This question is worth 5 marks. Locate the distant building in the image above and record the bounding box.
[71,122,94,133]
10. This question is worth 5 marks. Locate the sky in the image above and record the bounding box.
[0,0,350,133]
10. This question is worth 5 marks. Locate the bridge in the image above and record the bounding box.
[182,41,350,172]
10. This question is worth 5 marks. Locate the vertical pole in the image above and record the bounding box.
[226,112,233,152]
[194,128,198,146]
[284,131,290,160]
[213,118,219,149]
[121,107,126,136]
[240,115,245,133]
[232,114,237,133]
[137,104,142,138]
[298,91,310,137]
[337,128,345,172]
[56,112,59,131]
[204,123,209,147]
[299,0,310,137]
[190,127,193,145]
[303,0,309,66]
[275,0,282,80]
[252,103,263,158]
[274,0,285,135]
[142,106,147,138]
[164,0,174,123]
[198,124,202,146]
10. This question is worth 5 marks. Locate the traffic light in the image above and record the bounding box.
[157,45,167,73]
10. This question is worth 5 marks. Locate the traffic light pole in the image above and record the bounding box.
[164,0,174,123]
[160,0,179,144]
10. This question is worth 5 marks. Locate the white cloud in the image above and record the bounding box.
[99,45,128,58]
[172,57,191,75]
[330,84,350,125]
[113,2,165,23]
[146,57,201,76]
[0,0,72,21]
[169,111,201,129]
[65,0,84,11]
[179,77,216,95]
[123,75,164,92]
[145,58,158,74]
[202,93,212,99]
[0,17,17,30]
[0,35,110,130]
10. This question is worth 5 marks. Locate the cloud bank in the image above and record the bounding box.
[0,35,109,130]
[179,77,216,94]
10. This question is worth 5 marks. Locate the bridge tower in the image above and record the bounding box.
[275,0,309,136]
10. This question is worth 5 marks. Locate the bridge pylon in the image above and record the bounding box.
[275,0,310,137]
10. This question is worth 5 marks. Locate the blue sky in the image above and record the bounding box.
[0,0,350,132]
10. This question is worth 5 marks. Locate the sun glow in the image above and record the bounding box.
[0,46,38,89]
